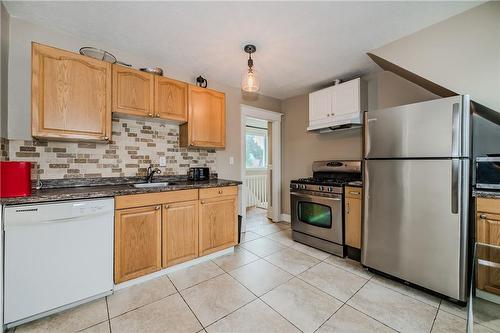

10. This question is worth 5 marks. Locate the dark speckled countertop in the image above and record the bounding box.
[472,189,500,199]
[1,177,242,206]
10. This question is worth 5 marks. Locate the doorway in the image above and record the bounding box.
[240,105,283,232]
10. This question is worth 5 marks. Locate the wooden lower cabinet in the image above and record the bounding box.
[114,205,162,283]
[162,200,199,267]
[199,194,238,256]
[476,197,500,296]
[345,186,362,249]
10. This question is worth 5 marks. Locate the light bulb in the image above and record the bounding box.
[242,68,260,93]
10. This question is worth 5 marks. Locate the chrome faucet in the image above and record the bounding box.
[145,164,161,183]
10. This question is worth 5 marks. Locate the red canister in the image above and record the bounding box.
[0,162,32,198]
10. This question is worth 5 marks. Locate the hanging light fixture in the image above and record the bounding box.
[241,44,260,93]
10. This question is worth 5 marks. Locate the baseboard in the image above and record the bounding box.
[280,214,291,222]
[114,247,234,291]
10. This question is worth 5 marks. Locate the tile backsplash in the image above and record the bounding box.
[6,116,216,180]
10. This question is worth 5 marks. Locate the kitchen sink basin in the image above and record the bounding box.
[132,182,172,188]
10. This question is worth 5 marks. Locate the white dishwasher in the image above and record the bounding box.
[4,198,114,326]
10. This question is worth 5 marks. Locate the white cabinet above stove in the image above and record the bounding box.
[307,78,367,132]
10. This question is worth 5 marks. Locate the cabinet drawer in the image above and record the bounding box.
[199,186,238,200]
[345,186,362,199]
[477,198,500,215]
[115,189,198,209]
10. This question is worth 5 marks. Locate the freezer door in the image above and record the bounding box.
[364,95,470,159]
[362,159,468,301]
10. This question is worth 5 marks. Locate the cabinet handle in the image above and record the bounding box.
[349,191,360,195]
[331,113,335,116]
[346,202,350,214]
[164,204,169,209]
[148,113,153,117]
[326,114,330,117]
[480,214,487,219]
[155,206,161,210]
[201,200,205,204]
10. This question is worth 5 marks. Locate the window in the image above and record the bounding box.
[245,127,267,169]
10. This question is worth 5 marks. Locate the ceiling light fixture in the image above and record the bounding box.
[241,44,260,93]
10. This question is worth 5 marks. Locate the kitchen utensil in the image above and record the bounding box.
[79,47,131,67]
[139,67,163,76]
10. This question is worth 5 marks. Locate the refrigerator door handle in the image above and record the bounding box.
[451,159,459,214]
[451,103,460,157]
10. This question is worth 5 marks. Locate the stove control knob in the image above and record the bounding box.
[300,184,306,190]
[318,186,324,191]
[327,187,333,192]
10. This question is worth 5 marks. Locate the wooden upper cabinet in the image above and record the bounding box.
[180,85,226,148]
[162,200,199,268]
[114,205,162,283]
[155,76,188,122]
[199,193,237,256]
[31,43,112,141]
[112,65,154,117]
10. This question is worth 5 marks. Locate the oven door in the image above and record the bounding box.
[291,192,343,245]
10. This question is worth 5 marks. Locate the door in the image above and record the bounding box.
[332,78,360,117]
[155,76,188,122]
[162,200,198,267]
[114,205,161,283]
[183,85,225,148]
[32,43,112,141]
[290,192,343,244]
[112,65,154,117]
[309,86,333,122]
[199,195,237,256]
[345,187,362,249]
[364,95,469,159]
[362,159,468,300]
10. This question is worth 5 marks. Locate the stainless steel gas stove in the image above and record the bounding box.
[290,160,361,257]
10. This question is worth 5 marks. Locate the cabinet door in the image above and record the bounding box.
[112,65,154,117]
[476,212,500,295]
[345,196,362,249]
[32,43,111,141]
[332,78,360,117]
[162,200,199,267]
[309,87,333,122]
[115,205,162,283]
[181,85,225,148]
[199,195,237,256]
[155,76,188,122]
[477,213,500,247]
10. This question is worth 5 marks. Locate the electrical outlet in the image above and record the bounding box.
[229,156,234,165]
[159,156,167,167]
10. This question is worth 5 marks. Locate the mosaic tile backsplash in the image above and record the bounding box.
[5,116,216,180]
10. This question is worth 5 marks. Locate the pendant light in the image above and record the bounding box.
[241,44,260,93]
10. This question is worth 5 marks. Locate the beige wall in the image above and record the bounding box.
[280,71,439,214]
[5,16,281,180]
[0,3,9,139]
[371,1,500,112]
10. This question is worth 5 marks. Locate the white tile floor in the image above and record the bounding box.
[10,217,500,333]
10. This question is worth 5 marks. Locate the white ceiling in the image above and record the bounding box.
[5,1,480,100]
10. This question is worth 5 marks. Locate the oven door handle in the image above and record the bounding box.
[290,192,341,201]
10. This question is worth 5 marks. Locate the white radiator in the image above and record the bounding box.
[245,174,268,209]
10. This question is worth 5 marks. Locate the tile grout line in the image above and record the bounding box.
[258,296,306,333]
[105,297,112,333]
[428,300,442,333]
[165,274,206,331]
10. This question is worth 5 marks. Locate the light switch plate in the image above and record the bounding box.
[229,156,234,165]
[159,156,167,167]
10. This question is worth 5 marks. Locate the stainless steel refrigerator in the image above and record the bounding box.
[362,95,470,302]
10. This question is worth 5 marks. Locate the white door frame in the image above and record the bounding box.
[240,104,283,226]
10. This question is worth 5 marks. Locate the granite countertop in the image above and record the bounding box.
[1,178,242,206]
[472,189,500,199]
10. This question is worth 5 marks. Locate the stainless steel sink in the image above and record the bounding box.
[132,182,170,188]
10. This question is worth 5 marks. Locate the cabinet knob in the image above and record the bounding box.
[326,114,330,117]
[155,206,161,210]
[148,113,153,117]
[155,114,160,118]
[103,136,109,140]
[480,214,487,219]
[164,204,169,209]
[201,200,205,204]
[218,190,223,194]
